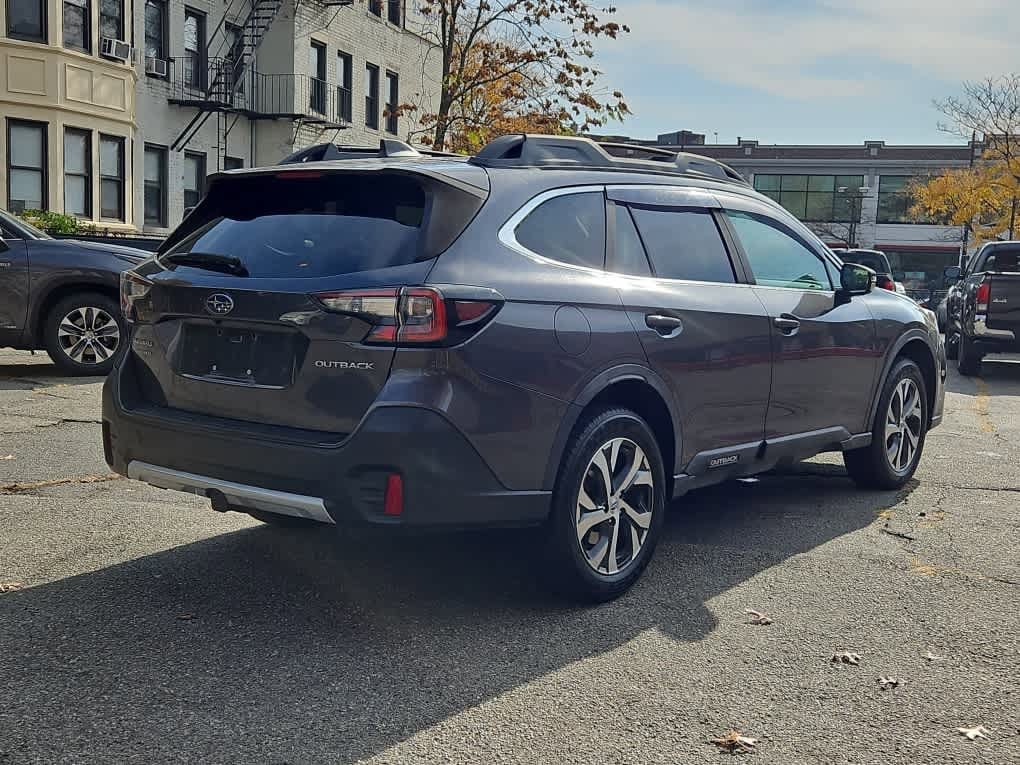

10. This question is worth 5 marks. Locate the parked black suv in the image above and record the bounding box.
[1,209,147,374]
[103,135,945,600]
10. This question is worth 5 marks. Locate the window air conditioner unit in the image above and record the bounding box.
[145,57,169,76]
[101,37,132,61]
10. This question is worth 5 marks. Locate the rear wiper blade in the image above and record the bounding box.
[162,252,249,277]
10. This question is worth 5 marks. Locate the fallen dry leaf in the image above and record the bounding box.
[1,454,13,460]
[176,613,195,621]
[832,651,862,666]
[0,582,24,593]
[924,651,944,662]
[744,608,773,626]
[0,473,121,494]
[957,725,990,741]
[878,676,900,690]
[710,730,757,754]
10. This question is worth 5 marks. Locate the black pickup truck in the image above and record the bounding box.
[945,241,1020,375]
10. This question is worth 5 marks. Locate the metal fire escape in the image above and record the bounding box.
[168,0,352,168]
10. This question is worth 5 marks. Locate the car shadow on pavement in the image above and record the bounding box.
[0,360,97,390]
[0,469,901,763]
[944,358,1020,396]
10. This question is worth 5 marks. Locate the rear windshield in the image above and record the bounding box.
[164,173,427,278]
[842,252,889,273]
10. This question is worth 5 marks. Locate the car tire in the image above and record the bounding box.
[243,509,327,527]
[544,407,667,602]
[945,331,959,361]
[957,332,982,376]
[43,292,126,376]
[844,358,928,490]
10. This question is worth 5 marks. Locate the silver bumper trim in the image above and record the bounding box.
[973,316,1016,340]
[127,461,334,524]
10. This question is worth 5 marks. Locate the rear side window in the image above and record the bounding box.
[610,203,651,277]
[165,174,427,278]
[982,250,1020,272]
[514,191,606,270]
[628,207,735,283]
[843,252,889,273]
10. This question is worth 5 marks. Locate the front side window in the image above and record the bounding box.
[8,0,47,41]
[63,0,90,51]
[144,0,166,60]
[64,128,92,217]
[727,210,831,291]
[384,71,399,134]
[8,120,47,213]
[99,135,124,220]
[100,0,122,39]
[629,207,735,283]
[143,145,167,226]
[365,64,380,129]
[183,151,206,209]
[514,192,606,270]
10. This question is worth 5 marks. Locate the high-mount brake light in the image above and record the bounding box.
[313,287,500,346]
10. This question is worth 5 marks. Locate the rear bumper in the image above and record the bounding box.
[971,316,1019,350]
[102,367,551,528]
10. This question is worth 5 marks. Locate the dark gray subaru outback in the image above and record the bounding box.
[103,135,945,601]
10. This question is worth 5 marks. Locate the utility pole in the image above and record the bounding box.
[960,130,977,267]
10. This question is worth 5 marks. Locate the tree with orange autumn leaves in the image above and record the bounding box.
[401,0,630,151]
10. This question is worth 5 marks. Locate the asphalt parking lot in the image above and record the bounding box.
[1,348,1018,764]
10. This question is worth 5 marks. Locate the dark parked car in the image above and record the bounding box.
[1,210,148,374]
[944,241,1020,375]
[103,135,945,601]
[832,248,904,293]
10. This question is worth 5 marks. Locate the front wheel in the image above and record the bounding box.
[43,292,126,376]
[844,358,928,489]
[545,407,667,602]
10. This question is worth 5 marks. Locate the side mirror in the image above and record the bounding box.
[839,262,875,298]
[943,265,962,283]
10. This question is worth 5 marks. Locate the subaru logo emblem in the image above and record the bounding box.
[205,293,234,315]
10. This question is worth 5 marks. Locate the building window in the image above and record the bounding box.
[368,0,382,16]
[384,71,399,134]
[99,135,124,221]
[223,156,243,170]
[7,0,47,42]
[309,40,326,113]
[64,128,92,218]
[99,0,122,40]
[63,0,90,52]
[754,174,865,222]
[144,0,167,61]
[365,63,380,129]
[337,51,352,122]
[387,0,400,25]
[183,8,206,89]
[876,175,933,224]
[183,151,206,209]
[7,120,47,213]
[143,145,167,226]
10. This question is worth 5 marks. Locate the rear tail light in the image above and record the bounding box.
[120,270,153,323]
[976,280,990,312]
[879,279,895,291]
[313,287,500,346]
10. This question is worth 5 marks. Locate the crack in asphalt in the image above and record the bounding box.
[0,474,122,495]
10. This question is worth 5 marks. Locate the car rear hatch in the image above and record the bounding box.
[121,163,488,437]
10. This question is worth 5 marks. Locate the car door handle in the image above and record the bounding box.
[645,314,684,337]
[773,315,801,334]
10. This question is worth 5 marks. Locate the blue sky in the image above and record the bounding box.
[595,0,1020,145]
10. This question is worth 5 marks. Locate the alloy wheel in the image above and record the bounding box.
[885,378,923,473]
[57,306,120,366]
[575,437,655,576]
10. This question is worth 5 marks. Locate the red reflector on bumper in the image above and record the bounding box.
[383,474,404,516]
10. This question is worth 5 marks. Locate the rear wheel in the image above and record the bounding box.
[545,407,666,602]
[43,293,125,376]
[844,358,928,489]
[957,332,982,376]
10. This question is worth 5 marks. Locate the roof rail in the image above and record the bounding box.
[467,134,748,185]
[278,139,461,164]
